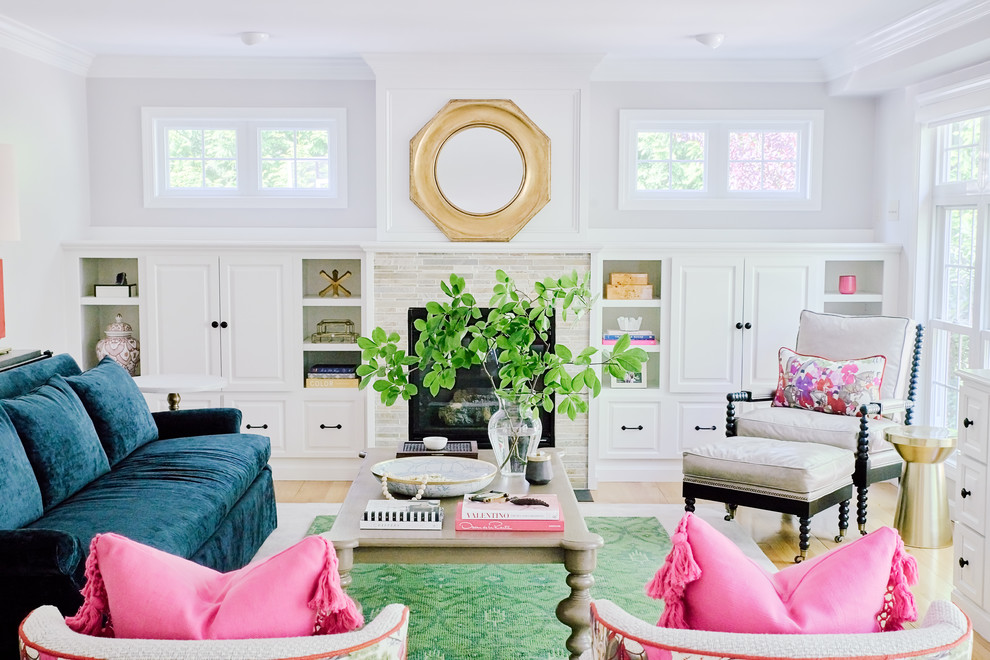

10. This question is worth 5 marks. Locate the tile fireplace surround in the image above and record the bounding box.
[372,251,593,486]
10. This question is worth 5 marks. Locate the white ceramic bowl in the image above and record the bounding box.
[371,456,497,498]
[423,435,448,450]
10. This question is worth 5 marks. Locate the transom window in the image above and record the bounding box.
[727,130,799,192]
[635,130,706,192]
[619,110,823,211]
[143,107,347,209]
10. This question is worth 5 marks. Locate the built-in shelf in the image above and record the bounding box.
[80,297,141,306]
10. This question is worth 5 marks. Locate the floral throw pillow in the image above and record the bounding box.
[771,347,885,417]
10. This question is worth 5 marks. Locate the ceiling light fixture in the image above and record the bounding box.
[239,31,270,46]
[695,33,725,50]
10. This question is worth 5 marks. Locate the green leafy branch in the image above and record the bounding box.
[356,270,648,420]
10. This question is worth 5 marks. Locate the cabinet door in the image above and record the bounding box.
[219,256,292,390]
[959,386,989,465]
[145,256,221,377]
[303,396,366,457]
[669,258,744,393]
[741,259,820,393]
[223,394,288,457]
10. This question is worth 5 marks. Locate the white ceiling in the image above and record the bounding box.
[0,0,988,89]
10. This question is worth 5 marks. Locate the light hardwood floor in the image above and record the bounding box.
[276,479,987,657]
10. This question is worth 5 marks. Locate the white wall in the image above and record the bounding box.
[589,81,879,243]
[86,77,376,236]
[0,47,89,353]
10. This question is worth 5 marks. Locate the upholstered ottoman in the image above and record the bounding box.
[682,436,855,561]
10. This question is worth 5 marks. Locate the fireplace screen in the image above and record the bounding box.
[406,307,555,448]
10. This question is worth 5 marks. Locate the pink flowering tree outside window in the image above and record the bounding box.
[727,130,799,192]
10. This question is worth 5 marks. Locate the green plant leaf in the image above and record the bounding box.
[371,327,387,344]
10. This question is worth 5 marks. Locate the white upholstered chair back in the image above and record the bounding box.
[794,310,917,402]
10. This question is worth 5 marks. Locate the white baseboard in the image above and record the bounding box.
[952,590,990,641]
[268,456,363,481]
[594,459,682,482]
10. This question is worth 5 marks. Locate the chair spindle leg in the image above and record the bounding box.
[835,500,849,543]
[796,517,811,563]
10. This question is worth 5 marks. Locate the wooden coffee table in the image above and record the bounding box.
[326,448,603,660]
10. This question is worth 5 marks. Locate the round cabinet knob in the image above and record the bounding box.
[964,418,974,428]
[220,321,229,328]
[735,322,743,330]
[211,321,219,328]
[961,488,972,498]
[744,322,752,330]
[959,557,970,568]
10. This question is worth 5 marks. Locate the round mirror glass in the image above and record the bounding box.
[435,127,524,215]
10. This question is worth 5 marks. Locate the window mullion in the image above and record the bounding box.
[707,124,725,196]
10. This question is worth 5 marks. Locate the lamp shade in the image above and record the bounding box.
[0,144,21,242]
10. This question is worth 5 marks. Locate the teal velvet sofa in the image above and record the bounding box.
[0,353,277,655]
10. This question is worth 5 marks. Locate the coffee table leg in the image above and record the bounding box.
[556,544,598,660]
[333,540,356,591]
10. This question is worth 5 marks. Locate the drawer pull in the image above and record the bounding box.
[959,557,970,568]
[621,425,644,431]
[320,423,343,430]
[694,425,717,431]
[246,424,269,430]
[961,488,972,498]
[963,418,974,428]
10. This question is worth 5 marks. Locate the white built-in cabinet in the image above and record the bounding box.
[952,369,990,640]
[590,245,900,485]
[144,254,292,389]
[65,244,370,480]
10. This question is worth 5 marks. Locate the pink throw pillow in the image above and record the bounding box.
[65,533,363,640]
[647,513,917,634]
[771,347,885,416]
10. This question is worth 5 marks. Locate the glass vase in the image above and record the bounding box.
[488,395,543,476]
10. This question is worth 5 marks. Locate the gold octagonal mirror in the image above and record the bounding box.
[409,99,551,242]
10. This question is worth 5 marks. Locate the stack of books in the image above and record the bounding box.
[602,329,657,345]
[360,499,444,530]
[305,364,360,388]
[455,494,563,532]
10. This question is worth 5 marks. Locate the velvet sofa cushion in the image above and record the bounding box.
[0,353,81,400]
[0,406,44,529]
[65,358,158,465]
[2,375,110,509]
[26,433,272,561]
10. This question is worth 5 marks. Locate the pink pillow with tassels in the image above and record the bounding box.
[65,533,363,640]
[647,513,917,634]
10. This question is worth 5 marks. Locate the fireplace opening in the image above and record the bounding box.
[406,307,555,449]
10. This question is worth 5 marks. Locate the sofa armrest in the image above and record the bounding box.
[153,407,243,440]
[0,529,85,580]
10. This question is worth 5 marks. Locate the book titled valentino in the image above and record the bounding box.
[458,494,560,520]
[454,503,564,532]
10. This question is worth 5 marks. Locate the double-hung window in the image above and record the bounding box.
[926,114,990,429]
[143,108,347,208]
[619,109,823,211]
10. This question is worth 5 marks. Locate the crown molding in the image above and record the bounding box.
[0,16,92,76]
[363,53,603,87]
[591,58,826,83]
[821,0,990,83]
[87,55,374,79]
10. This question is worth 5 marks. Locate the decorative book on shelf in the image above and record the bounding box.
[360,499,444,530]
[454,502,564,532]
[304,377,359,388]
[396,440,479,458]
[458,494,560,520]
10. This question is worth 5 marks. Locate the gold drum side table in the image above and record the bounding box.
[884,425,957,548]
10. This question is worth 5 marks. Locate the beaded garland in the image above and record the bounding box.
[380,473,436,500]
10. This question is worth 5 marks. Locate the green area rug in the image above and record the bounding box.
[306,516,668,659]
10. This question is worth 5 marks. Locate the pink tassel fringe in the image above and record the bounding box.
[646,514,702,629]
[879,535,918,631]
[308,537,364,635]
[64,535,113,637]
